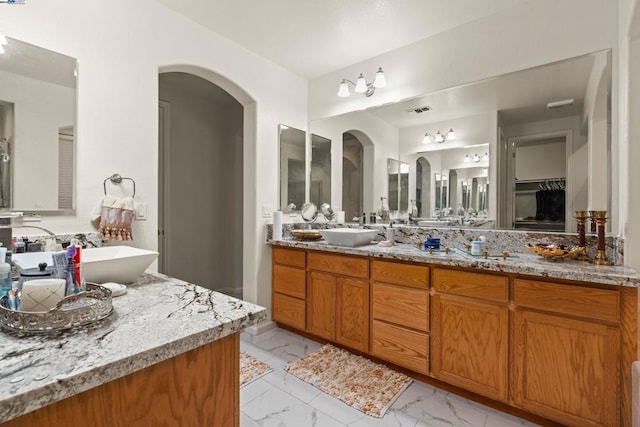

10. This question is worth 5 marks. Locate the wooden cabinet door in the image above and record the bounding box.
[336,277,369,352]
[431,294,508,402]
[513,310,620,427]
[306,271,336,340]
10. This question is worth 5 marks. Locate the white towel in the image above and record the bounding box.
[91,196,135,241]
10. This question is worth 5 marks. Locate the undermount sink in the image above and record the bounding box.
[319,228,379,247]
[13,246,158,284]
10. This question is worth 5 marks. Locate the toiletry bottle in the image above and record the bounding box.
[479,236,487,252]
[13,238,25,254]
[0,247,10,297]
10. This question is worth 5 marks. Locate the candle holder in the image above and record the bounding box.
[574,210,590,261]
[590,210,613,266]
[589,210,597,233]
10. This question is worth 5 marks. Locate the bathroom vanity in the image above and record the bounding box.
[270,238,639,427]
[0,272,266,426]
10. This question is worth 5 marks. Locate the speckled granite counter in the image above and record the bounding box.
[0,272,266,423]
[269,239,640,287]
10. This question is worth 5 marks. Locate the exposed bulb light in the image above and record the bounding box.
[464,154,471,163]
[446,128,455,140]
[337,80,350,97]
[354,74,367,93]
[337,68,387,98]
[423,133,433,144]
[472,154,480,162]
[0,33,7,46]
[482,152,489,161]
[373,67,387,88]
[435,131,445,143]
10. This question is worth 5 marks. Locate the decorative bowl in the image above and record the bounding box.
[291,229,323,241]
[526,243,585,261]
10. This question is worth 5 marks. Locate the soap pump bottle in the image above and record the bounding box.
[0,247,11,297]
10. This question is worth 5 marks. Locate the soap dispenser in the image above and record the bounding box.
[0,247,11,297]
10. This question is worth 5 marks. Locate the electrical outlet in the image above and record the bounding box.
[262,205,273,218]
[135,202,147,220]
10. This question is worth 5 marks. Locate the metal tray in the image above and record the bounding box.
[0,283,113,336]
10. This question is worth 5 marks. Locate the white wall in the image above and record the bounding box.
[0,0,307,315]
[623,0,640,270]
[0,70,75,210]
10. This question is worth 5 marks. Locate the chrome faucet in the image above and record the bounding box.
[14,225,57,236]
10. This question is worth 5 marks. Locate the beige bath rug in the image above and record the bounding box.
[240,352,273,387]
[284,344,412,418]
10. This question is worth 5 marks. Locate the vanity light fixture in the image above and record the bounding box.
[423,128,455,144]
[337,67,386,98]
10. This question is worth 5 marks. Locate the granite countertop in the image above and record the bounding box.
[270,239,640,287]
[0,272,267,423]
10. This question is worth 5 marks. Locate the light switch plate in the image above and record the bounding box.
[135,203,147,220]
[262,205,273,218]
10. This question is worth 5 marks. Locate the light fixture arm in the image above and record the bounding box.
[340,78,376,97]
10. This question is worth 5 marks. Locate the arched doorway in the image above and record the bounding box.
[158,68,254,299]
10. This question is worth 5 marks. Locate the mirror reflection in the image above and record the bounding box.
[0,35,77,211]
[309,49,611,231]
[279,125,306,211]
[387,158,408,212]
[310,134,331,208]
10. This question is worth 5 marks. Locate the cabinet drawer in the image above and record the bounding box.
[308,252,369,278]
[371,320,429,375]
[273,247,306,268]
[372,283,429,331]
[433,269,508,303]
[273,265,306,299]
[272,293,306,330]
[372,260,428,289]
[514,279,619,323]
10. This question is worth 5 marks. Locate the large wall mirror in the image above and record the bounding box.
[310,49,612,231]
[0,36,77,212]
[310,134,331,208]
[278,125,306,211]
[387,158,408,212]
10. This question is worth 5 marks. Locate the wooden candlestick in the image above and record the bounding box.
[590,210,613,266]
[574,211,589,261]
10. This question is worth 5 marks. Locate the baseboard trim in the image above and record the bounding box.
[244,320,276,336]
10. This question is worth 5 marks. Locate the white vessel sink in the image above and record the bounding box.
[14,246,158,284]
[82,246,158,284]
[319,228,379,247]
[417,220,452,227]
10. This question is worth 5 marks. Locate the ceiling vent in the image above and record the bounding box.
[547,99,574,110]
[407,106,431,114]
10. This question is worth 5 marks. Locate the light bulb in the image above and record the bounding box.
[446,128,455,140]
[337,80,350,97]
[472,154,480,162]
[373,67,386,88]
[482,152,489,161]
[422,133,432,144]
[355,73,367,93]
[0,33,7,46]
[435,131,445,143]
[464,154,471,163]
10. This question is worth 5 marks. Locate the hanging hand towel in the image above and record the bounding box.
[90,195,135,240]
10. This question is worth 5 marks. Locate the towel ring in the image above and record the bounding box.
[103,173,136,198]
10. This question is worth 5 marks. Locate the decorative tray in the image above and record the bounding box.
[291,229,323,241]
[0,283,113,336]
[526,243,585,261]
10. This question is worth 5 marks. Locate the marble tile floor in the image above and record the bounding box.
[240,328,539,427]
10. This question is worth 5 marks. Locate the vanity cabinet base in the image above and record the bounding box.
[3,333,240,427]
